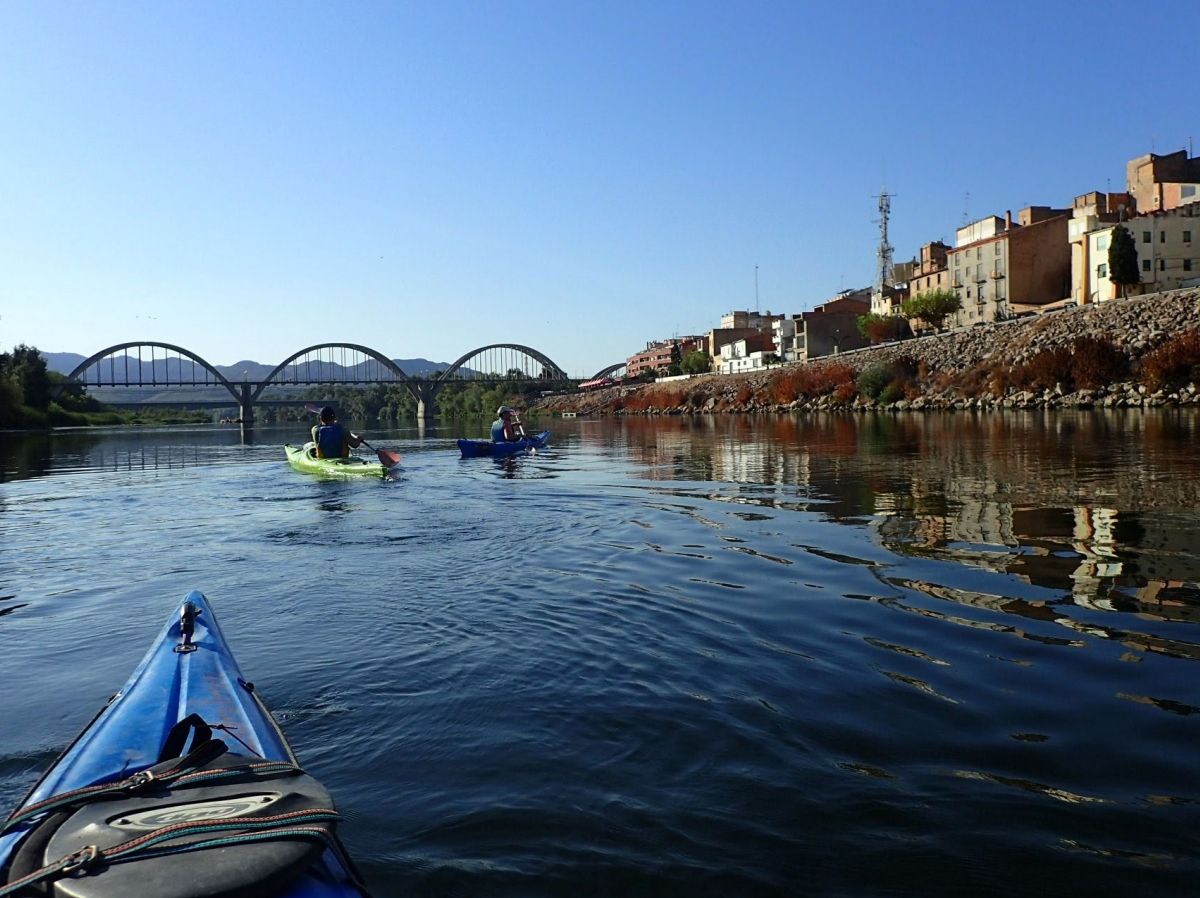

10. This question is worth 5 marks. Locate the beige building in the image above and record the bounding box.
[907,241,950,299]
[949,206,1072,325]
[719,310,784,331]
[1127,150,1200,213]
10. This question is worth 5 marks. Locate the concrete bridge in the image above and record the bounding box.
[64,341,625,422]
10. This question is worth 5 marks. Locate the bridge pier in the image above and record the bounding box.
[238,382,255,425]
[414,383,437,421]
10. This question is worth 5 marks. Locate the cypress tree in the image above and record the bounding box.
[1108,224,1140,299]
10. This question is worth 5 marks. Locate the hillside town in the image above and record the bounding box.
[611,147,1200,383]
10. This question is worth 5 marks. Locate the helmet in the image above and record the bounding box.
[497,405,512,416]
[319,406,336,422]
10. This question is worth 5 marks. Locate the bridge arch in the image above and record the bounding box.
[438,343,568,383]
[589,362,626,381]
[66,342,240,403]
[252,342,412,402]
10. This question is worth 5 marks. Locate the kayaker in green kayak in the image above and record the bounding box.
[312,405,365,458]
[491,406,524,442]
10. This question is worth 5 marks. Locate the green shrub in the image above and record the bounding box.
[857,364,890,399]
[879,383,904,404]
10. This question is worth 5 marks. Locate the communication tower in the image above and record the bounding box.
[874,190,895,294]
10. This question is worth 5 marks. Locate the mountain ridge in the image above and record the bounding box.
[40,351,459,380]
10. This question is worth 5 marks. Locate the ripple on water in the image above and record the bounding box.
[4,418,1200,896]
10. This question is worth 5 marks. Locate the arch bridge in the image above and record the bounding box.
[64,341,618,421]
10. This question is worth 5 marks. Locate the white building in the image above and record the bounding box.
[1073,203,1200,303]
[717,339,774,375]
[772,317,799,362]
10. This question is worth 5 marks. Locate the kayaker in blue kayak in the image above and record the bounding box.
[312,405,365,458]
[491,405,524,442]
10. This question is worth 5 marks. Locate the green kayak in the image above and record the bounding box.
[284,443,391,478]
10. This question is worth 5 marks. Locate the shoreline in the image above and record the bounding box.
[534,289,1200,417]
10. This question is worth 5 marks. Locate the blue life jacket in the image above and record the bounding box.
[316,423,346,458]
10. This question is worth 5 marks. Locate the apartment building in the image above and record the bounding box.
[949,206,1072,325]
[705,310,782,370]
[907,241,951,299]
[776,290,871,362]
[1127,149,1200,213]
[720,310,784,331]
[1074,203,1200,302]
[626,336,704,378]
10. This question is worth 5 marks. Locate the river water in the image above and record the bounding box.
[2,411,1199,896]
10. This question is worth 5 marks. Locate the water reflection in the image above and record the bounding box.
[597,411,1200,660]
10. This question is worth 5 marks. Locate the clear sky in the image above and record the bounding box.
[1,1,1196,378]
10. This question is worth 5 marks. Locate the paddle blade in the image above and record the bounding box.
[305,403,323,415]
[376,449,402,468]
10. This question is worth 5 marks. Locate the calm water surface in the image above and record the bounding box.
[2,412,1199,896]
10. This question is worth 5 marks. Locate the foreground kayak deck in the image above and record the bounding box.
[285,443,390,478]
[457,430,550,458]
[0,590,369,897]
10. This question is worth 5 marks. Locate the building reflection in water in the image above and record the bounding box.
[604,410,1200,636]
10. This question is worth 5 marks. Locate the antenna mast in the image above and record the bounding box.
[874,190,895,293]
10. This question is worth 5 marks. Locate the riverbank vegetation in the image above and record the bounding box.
[252,378,550,426]
[1,344,219,429]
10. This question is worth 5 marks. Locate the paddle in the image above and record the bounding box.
[304,404,401,468]
[510,412,536,454]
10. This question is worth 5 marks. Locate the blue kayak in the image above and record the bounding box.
[0,590,369,898]
[457,430,550,458]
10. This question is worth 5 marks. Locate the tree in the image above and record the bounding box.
[857,313,903,344]
[1108,224,1140,299]
[902,289,962,331]
[0,344,52,413]
[681,350,711,375]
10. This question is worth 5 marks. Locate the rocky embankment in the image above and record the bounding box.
[535,289,1200,416]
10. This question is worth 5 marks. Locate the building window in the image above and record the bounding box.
[1097,235,1108,249]
[976,247,982,259]
[1159,259,1166,271]
[1143,259,1152,272]
[966,288,972,298]
[1183,185,1197,199]
[1185,259,1193,272]
[995,243,1001,255]
[1143,231,1152,243]
[1098,263,1108,278]
[1184,230,1192,243]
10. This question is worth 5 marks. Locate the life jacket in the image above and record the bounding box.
[316,423,347,458]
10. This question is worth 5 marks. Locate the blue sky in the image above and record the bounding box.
[1,1,1196,379]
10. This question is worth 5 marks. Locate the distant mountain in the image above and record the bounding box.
[41,352,88,375]
[40,351,460,380]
